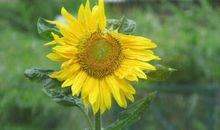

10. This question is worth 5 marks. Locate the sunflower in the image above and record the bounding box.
[46,0,160,114]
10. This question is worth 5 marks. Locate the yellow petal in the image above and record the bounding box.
[50,70,70,81]
[45,33,63,46]
[46,53,68,62]
[119,91,127,108]
[92,95,100,114]
[99,83,107,114]
[126,94,135,102]
[71,71,88,96]
[81,77,97,98]
[62,74,76,87]
[61,59,78,69]
[61,7,85,38]
[117,79,136,94]
[132,67,147,79]
[100,99,106,114]
[48,21,80,44]
[61,7,77,25]
[61,65,81,87]
[123,49,161,61]
[44,40,56,46]
[52,45,78,59]
[110,32,157,49]
[101,80,112,109]
[114,64,132,79]
[91,6,99,31]
[89,80,99,104]
[97,0,106,31]
[85,0,91,17]
[125,74,138,81]
[125,59,156,70]
[53,45,77,53]
[78,4,85,23]
[114,78,135,104]
[105,76,124,107]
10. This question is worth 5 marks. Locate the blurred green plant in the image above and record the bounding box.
[1,0,220,130]
[0,0,83,34]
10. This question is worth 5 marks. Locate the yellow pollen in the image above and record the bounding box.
[79,33,123,78]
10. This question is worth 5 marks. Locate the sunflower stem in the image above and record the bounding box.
[95,111,102,130]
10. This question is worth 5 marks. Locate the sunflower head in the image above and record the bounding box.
[46,0,160,114]
[78,32,123,78]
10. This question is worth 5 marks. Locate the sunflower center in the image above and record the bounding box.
[79,33,122,78]
[89,39,111,62]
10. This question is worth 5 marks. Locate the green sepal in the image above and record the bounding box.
[24,68,85,109]
[37,17,62,39]
[146,64,176,81]
[105,92,156,130]
[107,16,136,34]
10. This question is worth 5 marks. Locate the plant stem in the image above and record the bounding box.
[95,111,102,130]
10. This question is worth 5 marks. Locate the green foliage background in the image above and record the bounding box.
[0,0,220,130]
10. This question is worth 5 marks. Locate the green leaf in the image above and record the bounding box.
[105,92,156,130]
[42,78,84,108]
[107,17,136,34]
[43,85,84,108]
[24,68,85,109]
[24,68,54,82]
[146,64,177,81]
[37,17,62,39]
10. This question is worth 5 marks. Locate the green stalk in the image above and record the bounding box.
[95,111,102,130]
